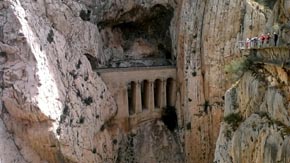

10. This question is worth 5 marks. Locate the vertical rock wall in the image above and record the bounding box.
[0,0,117,162]
[214,0,290,162]
[174,0,282,162]
[1,0,289,162]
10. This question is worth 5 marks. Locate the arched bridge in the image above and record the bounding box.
[97,66,177,131]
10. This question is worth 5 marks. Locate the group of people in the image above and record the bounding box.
[245,32,279,49]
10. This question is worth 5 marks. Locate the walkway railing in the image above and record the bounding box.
[238,40,279,50]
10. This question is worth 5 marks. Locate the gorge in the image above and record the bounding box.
[0,0,290,162]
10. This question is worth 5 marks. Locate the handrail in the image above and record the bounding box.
[238,40,283,50]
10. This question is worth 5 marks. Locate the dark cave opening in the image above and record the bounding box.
[84,53,98,70]
[97,4,174,68]
[161,106,178,131]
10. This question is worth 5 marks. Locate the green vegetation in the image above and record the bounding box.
[225,56,252,82]
[224,112,243,131]
[192,71,197,77]
[203,100,210,114]
[256,111,290,137]
[78,116,85,124]
[253,0,277,9]
[223,129,232,140]
[92,147,97,154]
[272,23,280,33]
[186,123,192,130]
[272,120,290,137]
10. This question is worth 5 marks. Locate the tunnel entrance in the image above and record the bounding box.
[154,79,162,109]
[97,4,174,68]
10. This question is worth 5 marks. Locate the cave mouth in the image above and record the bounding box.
[253,0,277,9]
[161,106,178,131]
[98,4,174,68]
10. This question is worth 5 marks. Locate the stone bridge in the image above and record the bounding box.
[97,66,177,131]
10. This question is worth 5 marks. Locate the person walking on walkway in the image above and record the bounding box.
[274,32,278,46]
[265,33,271,46]
[259,33,265,47]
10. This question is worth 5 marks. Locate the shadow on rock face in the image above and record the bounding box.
[97,4,174,68]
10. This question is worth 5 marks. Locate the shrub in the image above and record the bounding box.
[224,57,252,81]
[224,113,243,131]
[83,97,93,106]
[92,147,96,154]
[47,29,54,43]
[80,10,91,21]
[78,116,85,124]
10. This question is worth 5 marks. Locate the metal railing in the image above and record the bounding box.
[238,40,279,50]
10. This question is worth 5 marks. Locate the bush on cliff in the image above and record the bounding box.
[224,112,243,131]
[224,56,252,82]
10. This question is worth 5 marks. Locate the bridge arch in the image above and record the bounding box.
[128,81,136,115]
[166,78,176,107]
[154,79,162,109]
[141,80,150,111]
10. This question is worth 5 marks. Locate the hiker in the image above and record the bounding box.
[252,36,258,47]
[265,33,271,45]
[246,38,250,49]
[259,33,265,47]
[274,32,278,46]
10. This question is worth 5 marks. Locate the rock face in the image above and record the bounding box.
[0,0,183,162]
[215,63,290,163]
[117,120,184,163]
[1,0,290,162]
[213,0,290,162]
[0,0,117,162]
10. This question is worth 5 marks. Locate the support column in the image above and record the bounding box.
[135,81,142,114]
[142,80,150,111]
[148,80,155,112]
[118,86,129,118]
[167,78,177,107]
[161,79,167,108]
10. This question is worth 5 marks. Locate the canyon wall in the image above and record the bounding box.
[214,0,290,163]
[214,49,290,163]
[0,0,289,162]
[0,0,118,162]
[0,0,183,162]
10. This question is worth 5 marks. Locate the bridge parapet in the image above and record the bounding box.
[97,66,177,131]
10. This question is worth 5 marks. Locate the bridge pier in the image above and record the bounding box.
[135,82,143,114]
[148,80,155,112]
[97,66,177,131]
[161,79,167,108]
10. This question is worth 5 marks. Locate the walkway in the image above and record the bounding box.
[238,41,281,50]
[235,41,290,68]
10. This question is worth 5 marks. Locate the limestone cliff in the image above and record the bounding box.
[1,0,289,162]
[214,49,290,163]
[0,0,183,162]
[0,0,117,162]
[214,0,290,162]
